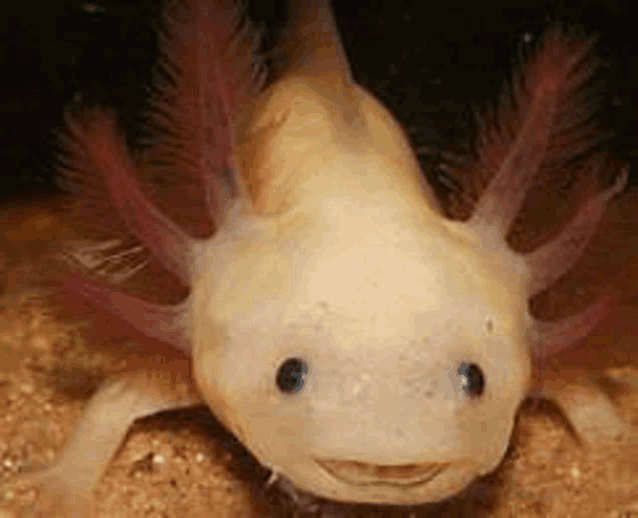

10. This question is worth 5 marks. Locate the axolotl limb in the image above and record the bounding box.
[4,0,632,513]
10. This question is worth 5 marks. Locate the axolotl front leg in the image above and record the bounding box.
[6,368,201,517]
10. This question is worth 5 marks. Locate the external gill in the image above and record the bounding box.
[55,0,268,355]
[462,26,629,359]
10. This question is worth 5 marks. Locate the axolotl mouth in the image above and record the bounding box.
[316,459,450,487]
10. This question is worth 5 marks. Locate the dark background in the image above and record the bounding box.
[0,0,633,201]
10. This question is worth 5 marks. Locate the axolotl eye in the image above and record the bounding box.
[458,362,485,398]
[276,357,309,394]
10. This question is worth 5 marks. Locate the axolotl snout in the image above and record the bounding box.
[6,0,631,511]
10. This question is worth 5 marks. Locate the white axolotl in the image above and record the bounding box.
[5,0,633,513]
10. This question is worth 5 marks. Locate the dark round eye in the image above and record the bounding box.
[276,358,308,394]
[458,362,485,398]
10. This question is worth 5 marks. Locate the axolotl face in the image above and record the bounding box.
[191,193,532,503]
[190,80,532,504]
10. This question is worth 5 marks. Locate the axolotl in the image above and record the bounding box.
[6,0,632,513]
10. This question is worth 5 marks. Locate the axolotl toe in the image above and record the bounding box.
[6,0,632,512]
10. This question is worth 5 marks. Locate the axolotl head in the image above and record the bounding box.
[187,74,539,502]
[60,0,626,506]
[187,29,625,499]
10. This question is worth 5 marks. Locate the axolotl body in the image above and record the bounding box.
[6,0,632,512]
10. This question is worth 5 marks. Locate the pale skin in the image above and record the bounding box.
[2,0,634,514]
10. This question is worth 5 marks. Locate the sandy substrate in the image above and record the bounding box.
[0,183,636,517]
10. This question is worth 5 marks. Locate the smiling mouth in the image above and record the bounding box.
[316,459,449,487]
